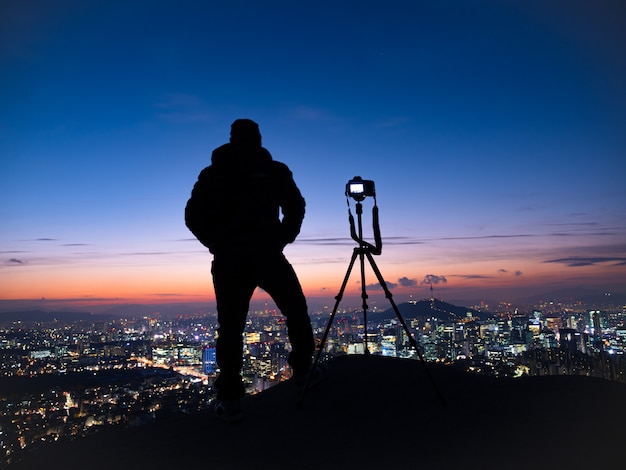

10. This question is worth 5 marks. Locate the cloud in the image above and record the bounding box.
[551,220,597,226]
[298,236,423,246]
[155,93,203,109]
[6,258,26,265]
[120,252,172,257]
[366,280,398,290]
[300,233,553,249]
[38,296,123,303]
[290,106,340,122]
[374,116,411,129]
[154,93,215,124]
[432,234,533,242]
[398,277,417,287]
[517,205,540,212]
[421,274,447,285]
[298,237,355,246]
[544,257,626,267]
[293,257,348,266]
[497,269,523,276]
[386,237,424,246]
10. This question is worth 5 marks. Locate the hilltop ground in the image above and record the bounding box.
[12,355,625,469]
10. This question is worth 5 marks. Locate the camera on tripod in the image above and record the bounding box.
[346,176,375,201]
[298,174,446,407]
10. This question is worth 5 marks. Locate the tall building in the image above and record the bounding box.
[559,328,585,354]
[202,346,217,374]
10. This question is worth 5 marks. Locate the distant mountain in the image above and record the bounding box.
[516,287,626,306]
[98,303,216,319]
[0,310,103,323]
[0,303,217,323]
[367,299,490,324]
[98,304,171,318]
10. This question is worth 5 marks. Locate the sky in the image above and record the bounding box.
[1,0,625,312]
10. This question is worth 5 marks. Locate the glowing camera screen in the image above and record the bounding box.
[346,176,375,201]
[349,182,365,194]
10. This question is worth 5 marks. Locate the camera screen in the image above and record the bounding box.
[349,183,365,194]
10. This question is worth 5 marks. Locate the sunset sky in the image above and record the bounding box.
[2,0,625,312]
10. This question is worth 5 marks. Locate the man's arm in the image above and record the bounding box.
[185,167,217,250]
[275,162,306,245]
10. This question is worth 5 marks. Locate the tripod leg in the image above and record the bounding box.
[297,248,359,407]
[364,251,447,406]
[358,248,370,355]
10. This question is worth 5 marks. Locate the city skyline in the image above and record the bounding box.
[2,297,625,468]
[2,1,625,311]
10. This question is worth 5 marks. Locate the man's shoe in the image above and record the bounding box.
[213,398,244,423]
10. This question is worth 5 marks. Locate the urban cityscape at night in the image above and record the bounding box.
[1,293,624,468]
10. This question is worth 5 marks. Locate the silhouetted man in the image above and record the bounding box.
[185,119,315,421]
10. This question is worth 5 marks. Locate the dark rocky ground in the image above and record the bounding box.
[12,355,625,469]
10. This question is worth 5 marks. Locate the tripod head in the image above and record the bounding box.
[345,176,382,255]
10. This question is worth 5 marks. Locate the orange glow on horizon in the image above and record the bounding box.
[3,253,625,308]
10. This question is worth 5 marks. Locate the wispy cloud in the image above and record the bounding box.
[544,257,626,267]
[298,236,423,246]
[119,252,173,257]
[455,274,492,280]
[547,221,599,227]
[386,237,425,245]
[155,93,203,109]
[290,106,338,122]
[374,116,411,129]
[298,237,355,246]
[300,231,620,249]
[517,205,541,212]
[432,234,534,241]
[294,257,348,266]
[154,93,216,124]
[24,296,124,303]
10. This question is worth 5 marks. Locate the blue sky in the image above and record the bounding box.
[1,0,625,311]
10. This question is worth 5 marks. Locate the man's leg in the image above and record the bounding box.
[212,254,255,401]
[258,252,315,376]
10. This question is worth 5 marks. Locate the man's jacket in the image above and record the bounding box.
[185,143,305,254]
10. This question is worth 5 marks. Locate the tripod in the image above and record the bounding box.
[298,187,446,407]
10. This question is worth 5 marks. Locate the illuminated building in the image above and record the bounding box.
[559,328,585,354]
[202,346,217,374]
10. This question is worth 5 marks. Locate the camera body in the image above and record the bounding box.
[346,176,375,201]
